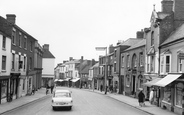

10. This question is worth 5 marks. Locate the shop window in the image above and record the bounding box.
[175,83,183,107]
[163,85,171,103]
[1,80,8,98]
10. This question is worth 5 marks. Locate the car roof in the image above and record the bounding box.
[55,89,71,93]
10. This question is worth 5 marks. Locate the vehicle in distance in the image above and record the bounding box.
[51,89,73,110]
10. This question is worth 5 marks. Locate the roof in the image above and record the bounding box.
[119,38,143,47]
[0,16,37,41]
[124,39,146,51]
[81,65,91,74]
[67,59,80,64]
[161,23,184,46]
[0,16,12,37]
[43,49,55,58]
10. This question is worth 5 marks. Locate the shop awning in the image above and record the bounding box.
[154,74,182,87]
[71,78,80,82]
[143,78,162,87]
[58,79,64,82]
[54,79,58,82]
[64,78,71,81]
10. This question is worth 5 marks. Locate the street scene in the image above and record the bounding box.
[1,0,184,115]
[0,87,177,115]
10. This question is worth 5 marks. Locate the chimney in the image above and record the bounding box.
[108,44,114,54]
[173,0,184,29]
[43,44,49,50]
[161,0,173,13]
[136,29,144,38]
[69,57,73,61]
[6,14,16,24]
[91,59,96,66]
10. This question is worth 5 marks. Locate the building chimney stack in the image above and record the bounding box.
[161,0,173,13]
[136,29,144,38]
[6,14,16,24]
[43,44,49,50]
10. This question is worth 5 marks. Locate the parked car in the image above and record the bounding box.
[51,89,73,110]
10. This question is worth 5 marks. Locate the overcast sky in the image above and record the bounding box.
[0,0,161,66]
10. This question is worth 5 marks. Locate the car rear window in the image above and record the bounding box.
[54,92,71,97]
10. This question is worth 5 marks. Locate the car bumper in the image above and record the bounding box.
[52,102,72,107]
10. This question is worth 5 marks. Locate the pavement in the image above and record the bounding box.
[0,87,178,115]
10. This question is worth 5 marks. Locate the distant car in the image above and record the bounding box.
[51,89,73,110]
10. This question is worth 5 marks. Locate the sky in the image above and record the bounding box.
[0,0,162,66]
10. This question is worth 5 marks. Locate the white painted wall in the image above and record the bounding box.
[0,34,11,75]
[42,58,55,77]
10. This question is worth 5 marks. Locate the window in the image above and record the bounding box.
[2,36,6,49]
[132,54,137,68]
[151,56,154,72]
[122,56,124,67]
[139,52,143,67]
[127,55,130,67]
[147,56,150,72]
[2,56,6,70]
[163,85,171,103]
[12,30,16,45]
[24,36,27,49]
[30,41,33,51]
[161,56,164,73]
[114,62,116,72]
[114,50,117,57]
[23,56,26,70]
[126,75,130,87]
[151,31,154,46]
[175,83,183,107]
[166,55,170,73]
[12,53,15,70]
[19,33,22,47]
[19,55,22,69]
[178,58,183,72]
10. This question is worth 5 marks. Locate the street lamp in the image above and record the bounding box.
[95,47,107,94]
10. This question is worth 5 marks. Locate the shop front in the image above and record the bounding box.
[10,73,20,100]
[0,76,10,104]
[154,73,184,115]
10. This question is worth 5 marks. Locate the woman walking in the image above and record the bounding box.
[138,88,145,107]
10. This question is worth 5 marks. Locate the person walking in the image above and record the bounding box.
[149,88,154,104]
[46,84,49,95]
[32,85,35,95]
[138,88,145,107]
[100,84,103,92]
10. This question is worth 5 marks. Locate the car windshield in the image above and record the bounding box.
[54,92,71,97]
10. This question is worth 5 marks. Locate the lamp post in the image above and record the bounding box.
[95,47,107,94]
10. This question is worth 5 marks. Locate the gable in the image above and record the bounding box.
[147,47,155,55]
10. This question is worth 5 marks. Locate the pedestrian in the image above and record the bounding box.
[100,84,103,92]
[149,88,154,104]
[138,88,145,107]
[46,84,49,95]
[51,85,54,94]
[32,85,35,95]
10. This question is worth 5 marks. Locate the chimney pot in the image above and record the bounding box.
[6,14,16,24]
